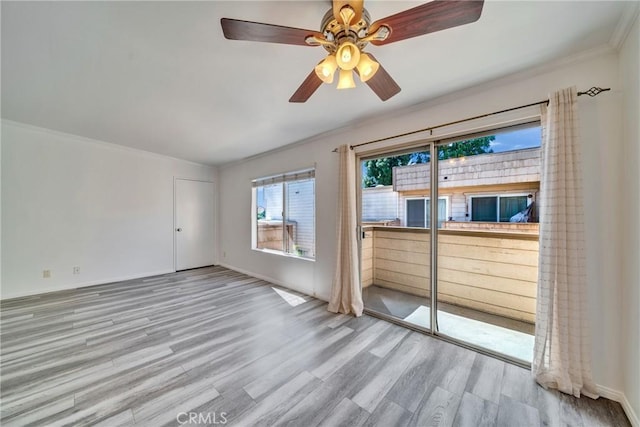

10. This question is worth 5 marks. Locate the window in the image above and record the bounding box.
[252,169,315,259]
[470,195,529,222]
[406,199,426,227]
[499,196,528,222]
[405,198,447,228]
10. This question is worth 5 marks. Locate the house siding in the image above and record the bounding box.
[394,147,541,192]
[362,186,399,221]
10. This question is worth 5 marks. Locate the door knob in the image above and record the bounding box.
[176,228,182,232]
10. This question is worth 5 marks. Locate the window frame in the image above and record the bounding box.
[468,193,531,222]
[251,168,316,261]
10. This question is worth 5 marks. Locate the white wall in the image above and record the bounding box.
[219,51,628,397]
[1,121,217,299]
[620,12,640,425]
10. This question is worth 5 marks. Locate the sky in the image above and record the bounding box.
[489,126,541,152]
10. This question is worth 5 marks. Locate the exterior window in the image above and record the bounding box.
[252,169,315,259]
[406,199,426,227]
[471,195,529,222]
[471,196,497,221]
[499,196,528,222]
[406,198,447,228]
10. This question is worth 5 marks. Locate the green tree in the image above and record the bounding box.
[362,136,494,187]
[363,154,420,187]
[438,136,495,160]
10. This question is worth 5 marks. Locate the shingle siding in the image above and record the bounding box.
[394,148,541,191]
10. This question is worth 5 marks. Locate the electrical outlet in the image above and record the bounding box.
[43,270,51,278]
[73,267,80,274]
[223,251,226,258]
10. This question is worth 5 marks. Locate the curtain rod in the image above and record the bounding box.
[331,87,610,152]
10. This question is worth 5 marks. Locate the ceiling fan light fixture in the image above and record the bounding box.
[337,69,356,89]
[314,55,338,84]
[336,41,361,70]
[221,0,486,102]
[356,53,379,82]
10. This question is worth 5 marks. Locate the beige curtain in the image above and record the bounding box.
[328,145,363,316]
[533,87,599,398]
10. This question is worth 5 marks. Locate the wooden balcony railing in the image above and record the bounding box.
[361,226,538,323]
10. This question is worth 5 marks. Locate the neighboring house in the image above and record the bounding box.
[361,185,400,224]
[362,147,540,231]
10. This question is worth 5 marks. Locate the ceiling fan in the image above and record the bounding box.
[221,0,485,103]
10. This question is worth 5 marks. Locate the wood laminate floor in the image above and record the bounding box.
[0,266,631,427]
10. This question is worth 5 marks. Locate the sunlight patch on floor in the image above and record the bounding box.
[404,305,534,362]
[271,287,307,307]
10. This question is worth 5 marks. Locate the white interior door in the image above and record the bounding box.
[175,179,215,271]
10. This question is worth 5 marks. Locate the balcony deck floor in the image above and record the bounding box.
[363,285,535,363]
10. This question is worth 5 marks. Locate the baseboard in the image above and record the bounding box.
[598,384,639,427]
[216,262,291,291]
[0,269,175,301]
[217,262,329,303]
[622,396,639,427]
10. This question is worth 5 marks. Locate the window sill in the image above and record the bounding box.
[251,248,316,262]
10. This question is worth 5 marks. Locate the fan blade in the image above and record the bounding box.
[362,54,401,101]
[289,70,323,103]
[369,0,484,46]
[221,18,324,46]
[333,0,364,26]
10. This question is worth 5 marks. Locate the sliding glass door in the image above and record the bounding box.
[359,146,432,331]
[434,126,540,364]
[359,123,541,364]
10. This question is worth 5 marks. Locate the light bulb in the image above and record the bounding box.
[341,47,351,63]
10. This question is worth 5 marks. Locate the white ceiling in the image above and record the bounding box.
[1,1,631,165]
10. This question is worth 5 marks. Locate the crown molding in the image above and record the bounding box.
[609,2,640,50]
